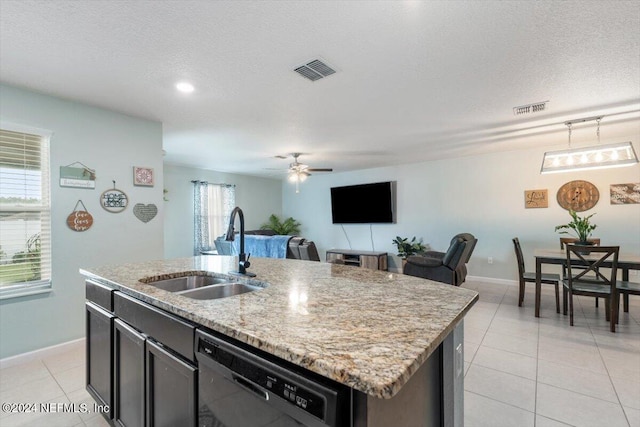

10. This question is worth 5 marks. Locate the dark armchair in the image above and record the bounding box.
[403,233,477,286]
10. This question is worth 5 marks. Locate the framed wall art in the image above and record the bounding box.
[133,166,154,187]
[60,162,96,189]
[556,180,599,212]
[610,183,640,205]
[101,181,128,213]
[524,189,548,208]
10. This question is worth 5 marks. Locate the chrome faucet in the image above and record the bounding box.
[224,207,256,277]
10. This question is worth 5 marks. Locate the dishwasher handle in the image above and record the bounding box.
[233,374,269,401]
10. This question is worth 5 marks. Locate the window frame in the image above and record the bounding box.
[0,122,52,300]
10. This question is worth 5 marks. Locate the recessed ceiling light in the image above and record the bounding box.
[176,81,194,93]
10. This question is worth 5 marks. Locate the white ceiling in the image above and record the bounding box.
[1,0,639,178]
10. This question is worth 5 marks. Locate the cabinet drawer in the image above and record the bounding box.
[86,280,114,312]
[113,292,195,363]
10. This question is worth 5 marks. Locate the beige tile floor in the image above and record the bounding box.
[462,280,640,427]
[0,279,638,426]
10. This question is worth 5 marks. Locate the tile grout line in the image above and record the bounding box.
[583,297,634,427]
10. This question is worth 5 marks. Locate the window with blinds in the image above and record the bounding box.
[0,128,51,299]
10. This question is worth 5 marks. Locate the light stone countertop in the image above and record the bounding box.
[80,256,478,399]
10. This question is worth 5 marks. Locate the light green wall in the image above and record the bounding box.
[283,141,640,278]
[0,84,164,359]
[163,164,283,259]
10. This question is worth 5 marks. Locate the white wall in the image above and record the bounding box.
[0,84,164,358]
[163,164,283,259]
[283,140,640,279]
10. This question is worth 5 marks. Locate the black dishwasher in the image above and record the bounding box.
[195,330,349,427]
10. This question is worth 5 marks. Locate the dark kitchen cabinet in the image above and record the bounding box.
[86,301,114,420]
[87,282,197,427]
[114,318,146,427]
[146,339,197,427]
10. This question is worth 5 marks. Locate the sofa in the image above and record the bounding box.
[213,230,320,262]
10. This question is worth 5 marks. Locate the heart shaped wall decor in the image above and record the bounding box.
[133,203,158,223]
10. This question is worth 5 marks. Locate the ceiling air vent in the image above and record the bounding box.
[294,59,336,82]
[513,101,549,116]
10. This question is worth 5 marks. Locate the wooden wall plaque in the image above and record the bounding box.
[524,189,548,208]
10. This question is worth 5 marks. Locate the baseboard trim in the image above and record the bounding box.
[0,337,85,369]
[466,275,518,286]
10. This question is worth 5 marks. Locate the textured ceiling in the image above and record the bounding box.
[1,0,639,177]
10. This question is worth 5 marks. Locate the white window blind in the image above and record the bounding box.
[0,128,51,299]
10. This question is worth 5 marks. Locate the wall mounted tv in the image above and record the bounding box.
[330,181,396,224]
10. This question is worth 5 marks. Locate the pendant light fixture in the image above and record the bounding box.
[540,116,638,174]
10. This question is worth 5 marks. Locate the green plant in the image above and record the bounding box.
[260,214,302,235]
[392,236,426,259]
[555,209,597,242]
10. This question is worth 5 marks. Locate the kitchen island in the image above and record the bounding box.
[81,255,478,426]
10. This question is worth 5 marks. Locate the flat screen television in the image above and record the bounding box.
[330,181,396,224]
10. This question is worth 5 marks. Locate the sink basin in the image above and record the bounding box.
[176,283,263,300]
[147,276,231,292]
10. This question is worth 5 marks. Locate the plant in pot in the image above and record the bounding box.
[555,209,597,252]
[260,214,302,235]
[392,236,427,266]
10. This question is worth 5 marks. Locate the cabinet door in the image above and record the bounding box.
[360,255,379,270]
[146,340,197,427]
[326,252,343,263]
[86,302,114,420]
[114,319,146,427]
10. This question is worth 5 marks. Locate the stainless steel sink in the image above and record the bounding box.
[147,276,232,292]
[176,283,262,300]
[144,275,265,300]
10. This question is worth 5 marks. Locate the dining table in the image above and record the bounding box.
[534,249,640,318]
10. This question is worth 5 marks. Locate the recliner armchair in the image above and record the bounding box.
[403,233,477,286]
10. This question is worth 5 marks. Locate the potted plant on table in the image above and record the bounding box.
[555,209,597,252]
[392,236,427,267]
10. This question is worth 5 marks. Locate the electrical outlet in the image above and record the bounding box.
[488,257,493,264]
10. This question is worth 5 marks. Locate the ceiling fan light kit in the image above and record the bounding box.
[280,153,333,193]
[540,116,639,174]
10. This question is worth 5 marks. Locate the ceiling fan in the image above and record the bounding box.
[275,153,333,192]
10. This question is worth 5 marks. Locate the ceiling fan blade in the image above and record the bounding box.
[307,168,333,172]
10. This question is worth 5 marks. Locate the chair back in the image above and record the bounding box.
[512,238,526,279]
[442,233,476,269]
[565,245,619,291]
[560,237,601,249]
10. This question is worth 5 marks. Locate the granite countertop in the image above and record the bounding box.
[80,256,478,399]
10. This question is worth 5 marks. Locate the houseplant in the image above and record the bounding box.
[260,214,301,235]
[392,236,426,259]
[554,209,597,243]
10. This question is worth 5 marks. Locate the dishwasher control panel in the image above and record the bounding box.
[198,336,327,421]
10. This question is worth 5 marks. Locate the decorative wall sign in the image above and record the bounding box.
[610,183,640,205]
[133,166,154,187]
[133,203,158,223]
[556,180,599,212]
[101,181,128,213]
[524,189,548,209]
[60,162,96,189]
[66,200,93,231]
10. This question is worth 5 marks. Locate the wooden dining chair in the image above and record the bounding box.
[512,238,560,312]
[560,237,602,306]
[616,280,640,319]
[563,245,619,332]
